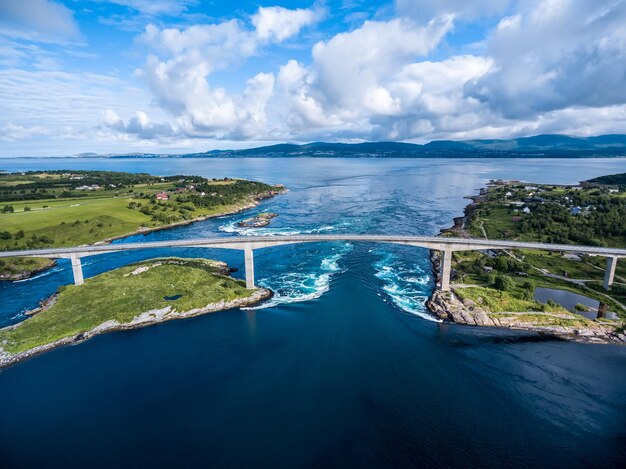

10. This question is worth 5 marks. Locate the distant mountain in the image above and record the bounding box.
[106,134,626,159]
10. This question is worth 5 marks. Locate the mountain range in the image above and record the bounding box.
[106,134,626,158]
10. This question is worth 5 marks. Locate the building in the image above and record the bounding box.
[156,192,169,201]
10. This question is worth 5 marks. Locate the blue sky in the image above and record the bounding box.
[0,0,625,156]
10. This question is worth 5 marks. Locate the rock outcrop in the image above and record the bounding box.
[427,289,626,344]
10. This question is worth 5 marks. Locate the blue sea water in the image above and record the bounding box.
[1,157,626,468]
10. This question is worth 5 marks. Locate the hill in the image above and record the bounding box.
[105,134,626,159]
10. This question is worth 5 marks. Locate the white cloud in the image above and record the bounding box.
[0,123,50,141]
[468,0,626,118]
[131,5,321,140]
[6,0,626,156]
[100,109,175,139]
[273,16,461,139]
[0,0,80,42]
[252,6,322,42]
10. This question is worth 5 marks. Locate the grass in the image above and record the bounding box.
[488,313,592,328]
[0,257,55,278]
[0,258,254,355]
[519,250,605,279]
[454,286,569,314]
[0,173,283,277]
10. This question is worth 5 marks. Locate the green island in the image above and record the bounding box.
[0,258,271,368]
[428,172,626,344]
[0,170,285,280]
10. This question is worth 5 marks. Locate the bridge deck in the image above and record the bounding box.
[1,235,625,259]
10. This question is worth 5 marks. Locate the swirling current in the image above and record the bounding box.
[1,157,626,468]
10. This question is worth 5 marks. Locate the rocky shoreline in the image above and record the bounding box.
[427,289,626,344]
[237,212,278,228]
[426,183,626,345]
[0,259,57,282]
[0,287,272,369]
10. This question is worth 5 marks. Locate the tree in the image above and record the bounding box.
[494,275,514,291]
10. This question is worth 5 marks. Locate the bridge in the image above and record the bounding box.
[2,235,625,292]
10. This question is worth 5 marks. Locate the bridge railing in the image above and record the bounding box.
[1,235,624,291]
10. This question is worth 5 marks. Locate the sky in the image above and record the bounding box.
[1,0,626,156]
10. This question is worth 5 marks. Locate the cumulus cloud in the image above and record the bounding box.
[0,0,80,42]
[252,6,323,41]
[468,0,626,118]
[100,109,175,139]
[272,15,474,139]
[9,0,626,155]
[130,5,320,140]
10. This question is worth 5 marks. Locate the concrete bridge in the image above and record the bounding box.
[1,235,625,291]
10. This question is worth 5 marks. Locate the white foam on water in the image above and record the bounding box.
[243,244,351,310]
[372,251,440,322]
[219,221,337,237]
[13,265,63,283]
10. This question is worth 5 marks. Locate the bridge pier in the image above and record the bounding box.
[604,256,618,291]
[440,249,452,292]
[244,247,255,289]
[70,253,84,286]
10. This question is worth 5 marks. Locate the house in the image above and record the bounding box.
[156,192,169,201]
[609,188,619,193]
[522,207,531,214]
[570,206,581,215]
[483,266,494,273]
[505,191,513,198]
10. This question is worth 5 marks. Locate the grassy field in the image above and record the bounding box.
[454,286,569,314]
[0,258,254,355]
[0,171,283,277]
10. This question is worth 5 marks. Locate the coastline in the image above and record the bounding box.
[1,189,285,281]
[0,258,57,282]
[426,182,626,345]
[0,286,272,369]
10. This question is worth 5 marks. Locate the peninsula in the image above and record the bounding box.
[0,171,285,280]
[0,257,271,368]
[428,172,626,344]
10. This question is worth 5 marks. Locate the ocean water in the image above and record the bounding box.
[1,157,626,467]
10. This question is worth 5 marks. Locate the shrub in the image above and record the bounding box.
[494,275,514,291]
